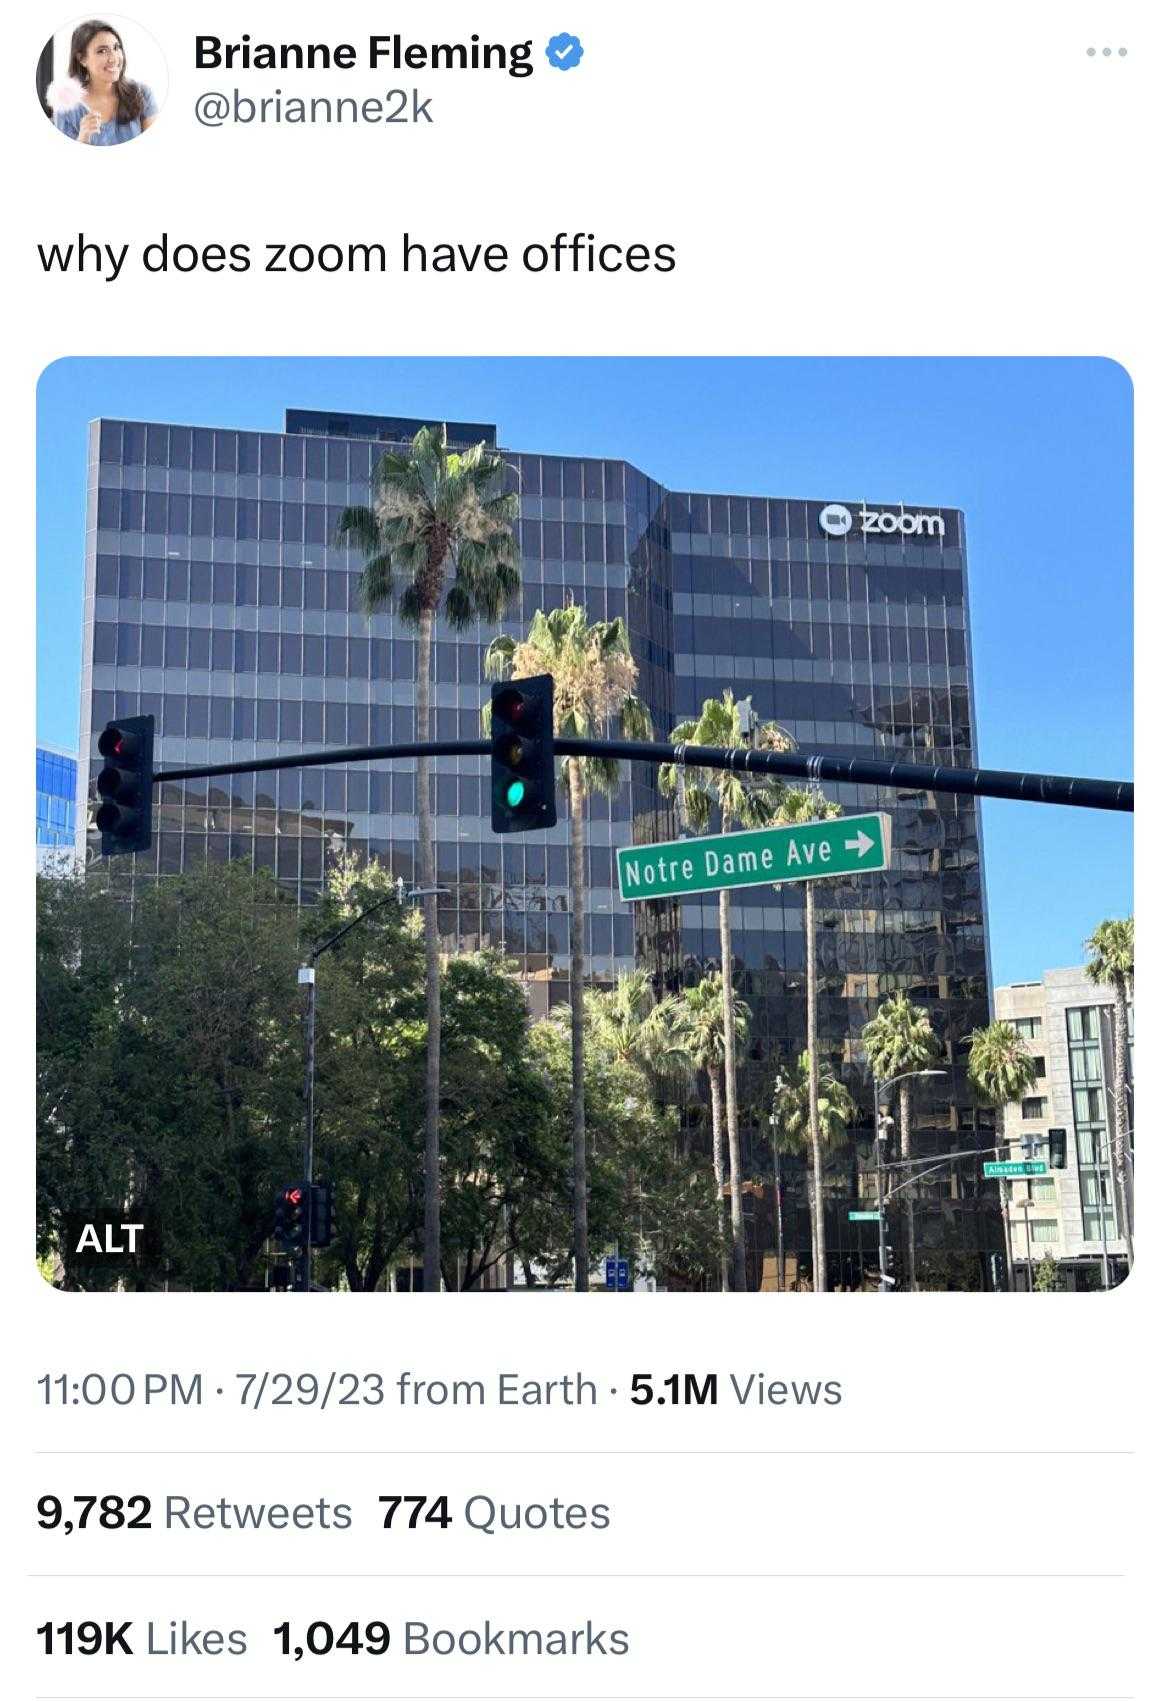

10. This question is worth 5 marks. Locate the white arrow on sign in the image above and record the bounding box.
[845,827,875,857]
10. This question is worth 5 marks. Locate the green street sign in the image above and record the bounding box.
[616,812,891,903]
[983,1160,1048,1178]
[848,1210,881,1222]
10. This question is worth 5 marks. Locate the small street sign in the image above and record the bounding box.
[616,813,891,903]
[983,1160,1048,1179]
[848,1210,882,1222]
[605,1256,630,1291]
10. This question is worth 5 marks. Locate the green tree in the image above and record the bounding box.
[771,1052,858,1289]
[485,603,652,1292]
[338,425,520,1291]
[436,952,564,1292]
[37,864,303,1291]
[522,1014,714,1290]
[966,1020,1038,1293]
[772,787,842,1291]
[1084,916,1134,1267]
[306,857,427,1292]
[659,691,794,1290]
[1033,1251,1062,1293]
[669,973,748,1291]
[860,992,940,1293]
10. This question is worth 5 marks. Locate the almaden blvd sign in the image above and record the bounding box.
[616,812,892,903]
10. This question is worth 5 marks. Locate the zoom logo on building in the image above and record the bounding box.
[818,503,946,539]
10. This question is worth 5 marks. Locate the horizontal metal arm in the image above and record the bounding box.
[554,737,1133,813]
[154,734,1134,812]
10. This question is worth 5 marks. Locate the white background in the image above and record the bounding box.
[9,4,1159,1699]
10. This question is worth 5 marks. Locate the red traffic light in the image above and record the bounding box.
[95,715,154,857]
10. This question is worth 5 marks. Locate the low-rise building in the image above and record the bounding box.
[36,744,78,873]
[994,968,1133,1290]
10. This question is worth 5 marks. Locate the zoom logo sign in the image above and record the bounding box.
[818,503,946,539]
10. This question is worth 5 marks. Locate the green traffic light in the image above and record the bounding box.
[506,779,527,808]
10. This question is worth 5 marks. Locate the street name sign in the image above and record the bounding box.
[983,1160,1048,1178]
[848,1210,881,1222]
[616,812,892,903]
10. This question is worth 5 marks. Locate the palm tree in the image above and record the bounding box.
[484,604,652,1292]
[966,1021,1038,1293]
[659,691,794,1290]
[772,1053,858,1289]
[1085,916,1135,1265]
[337,425,520,1292]
[860,992,940,1293]
[584,970,689,1090]
[671,973,749,1292]
[773,788,842,1292]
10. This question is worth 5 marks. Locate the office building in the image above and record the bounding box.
[36,743,78,872]
[74,407,995,1286]
[995,969,1133,1289]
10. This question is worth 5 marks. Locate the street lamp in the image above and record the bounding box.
[296,881,449,1294]
[872,1069,946,1294]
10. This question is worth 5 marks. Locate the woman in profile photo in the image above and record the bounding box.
[51,20,157,145]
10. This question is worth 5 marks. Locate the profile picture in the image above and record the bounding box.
[37,16,166,146]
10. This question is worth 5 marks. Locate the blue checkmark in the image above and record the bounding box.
[546,32,584,71]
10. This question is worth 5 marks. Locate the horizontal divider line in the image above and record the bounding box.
[33,1448,1135,1456]
[29,1571,1125,1581]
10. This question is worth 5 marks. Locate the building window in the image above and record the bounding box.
[1029,1219,1059,1245]
[1021,1097,1047,1119]
[1067,1006,1116,1243]
[1010,1016,1042,1039]
[1032,1056,1046,1078]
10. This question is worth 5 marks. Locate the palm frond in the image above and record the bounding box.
[356,554,397,616]
[620,694,653,742]
[579,755,620,798]
[335,504,382,555]
[483,636,518,680]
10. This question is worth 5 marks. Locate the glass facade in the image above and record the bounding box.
[77,410,996,1281]
[36,745,77,860]
[1066,1006,1118,1244]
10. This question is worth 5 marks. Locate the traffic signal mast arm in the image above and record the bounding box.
[875,1136,1059,1205]
[154,731,1134,812]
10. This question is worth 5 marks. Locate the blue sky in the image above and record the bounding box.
[36,356,1133,987]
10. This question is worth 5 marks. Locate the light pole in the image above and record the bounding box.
[297,882,447,1293]
[872,1069,946,1293]
[1016,1195,1036,1293]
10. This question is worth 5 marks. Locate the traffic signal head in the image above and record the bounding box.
[490,674,556,834]
[274,1182,307,1253]
[95,714,154,856]
[311,1181,337,1249]
[1048,1128,1067,1170]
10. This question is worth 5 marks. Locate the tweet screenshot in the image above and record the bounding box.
[13,4,1154,1699]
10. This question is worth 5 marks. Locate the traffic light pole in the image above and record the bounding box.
[298,963,316,1296]
[296,888,407,1293]
[154,735,1133,813]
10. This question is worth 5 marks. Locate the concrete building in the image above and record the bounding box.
[995,968,1133,1290]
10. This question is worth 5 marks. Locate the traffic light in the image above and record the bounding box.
[95,714,154,856]
[1048,1128,1067,1170]
[490,675,556,833]
[273,1183,307,1253]
[311,1181,337,1249]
